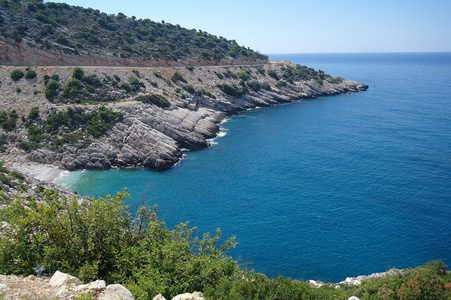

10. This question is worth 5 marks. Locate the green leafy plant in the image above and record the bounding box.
[217,83,247,97]
[24,69,37,79]
[171,71,187,84]
[10,69,24,81]
[135,94,170,108]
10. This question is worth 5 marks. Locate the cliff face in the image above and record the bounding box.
[0,37,268,67]
[0,48,367,171]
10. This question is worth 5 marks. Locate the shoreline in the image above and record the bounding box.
[11,162,66,184]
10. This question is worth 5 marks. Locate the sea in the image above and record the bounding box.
[57,53,451,283]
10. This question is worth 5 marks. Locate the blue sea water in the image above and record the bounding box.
[57,53,451,282]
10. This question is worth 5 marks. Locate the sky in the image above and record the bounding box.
[50,0,451,54]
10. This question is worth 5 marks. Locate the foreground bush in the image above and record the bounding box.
[0,187,450,299]
[0,190,239,299]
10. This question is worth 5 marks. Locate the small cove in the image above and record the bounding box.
[57,53,451,282]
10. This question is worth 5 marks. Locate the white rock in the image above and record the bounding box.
[348,297,360,300]
[75,279,107,292]
[98,284,134,300]
[0,282,8,290]
[49,271,82,287]
[153,294,167,300]
[171,292,205,300]
[308,279,323,288]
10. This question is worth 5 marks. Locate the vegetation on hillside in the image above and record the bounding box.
[0,177,449,299]
[0,0,267,61]
[17,106,123,152]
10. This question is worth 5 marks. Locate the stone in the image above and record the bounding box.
[98,284,134,300]
[171,292,205,300]
[49,270,82,287]
[75,279,107,292]
[348,297,360,300]
[153,294,167,300]
[0,282,8,290]
[308,280,324,288]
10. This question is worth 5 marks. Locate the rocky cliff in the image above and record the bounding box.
[0,59,367,172]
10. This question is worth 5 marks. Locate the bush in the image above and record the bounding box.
[182,84,196,94]
[0,190,238,299]
[10,69,24,81]
[120,82,132,93]
[72,67,85,80]
[135,94,170,108]
[45,80,60,100]
[171,71,187,84]
[267,69,279,80]
[217,83,247,97]
[24,69,37,79]
[62,78,83,98]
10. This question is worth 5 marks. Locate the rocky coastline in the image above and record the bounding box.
[0,62,368,178]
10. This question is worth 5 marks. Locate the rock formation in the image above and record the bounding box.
[0,62,368,173]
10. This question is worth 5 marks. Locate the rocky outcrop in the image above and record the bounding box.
[308,268,409,289]
[0,271,132,300]
[0,270,208,300]
[0,62,368,172]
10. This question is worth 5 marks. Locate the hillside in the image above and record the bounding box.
[0,0,267,66]
[0,1,371,172]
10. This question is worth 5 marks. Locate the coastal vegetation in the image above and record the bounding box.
[17,106,124,152]
[0,174,449,299]
[0,0,266,61]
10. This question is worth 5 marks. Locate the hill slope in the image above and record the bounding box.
[0,0,267,66]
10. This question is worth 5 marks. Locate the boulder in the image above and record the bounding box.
[98,284,134,300]
[153,294,167,300]
[171,292,205,300]
[49,270,82,287]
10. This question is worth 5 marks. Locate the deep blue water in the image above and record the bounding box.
[57,53,451,282]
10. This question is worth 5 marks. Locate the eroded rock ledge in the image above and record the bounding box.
[0,63,368,172]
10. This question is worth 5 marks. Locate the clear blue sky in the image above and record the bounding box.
[51,0,451,54]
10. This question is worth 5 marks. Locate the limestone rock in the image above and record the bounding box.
[49,270,82,287]
[348,297,361,300]
[171,292,205,300]
[98,284,134,300]
[153,294,168,300]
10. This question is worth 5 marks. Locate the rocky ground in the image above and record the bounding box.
[0,62,368,177]
[0,268,408,300]
[0,271,205,300]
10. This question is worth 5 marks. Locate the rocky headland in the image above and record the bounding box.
[0,59,368,177]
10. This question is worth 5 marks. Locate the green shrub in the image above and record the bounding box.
[237,71,251,81]
[24,69,37,79]
[182,84,196,94]
[327,76,344,84]
[45,80,60,100]
[62,78,83,98]
[10,69,24,81]
[267,69,279,80]
[171,71,187,84]
[18,141,40,152]
[217,83,247,97]
[135,94,170,108]
[72,67,85,80]
[0,190,238,299]
[81,74,102,87]
[120,82,132,93]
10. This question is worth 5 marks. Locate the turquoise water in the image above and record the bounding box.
[57,53,451,282]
